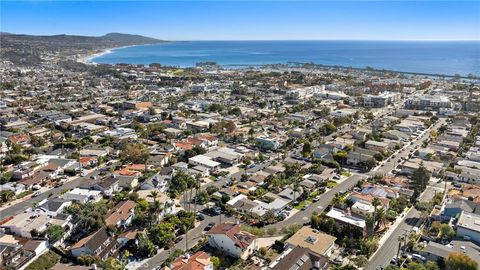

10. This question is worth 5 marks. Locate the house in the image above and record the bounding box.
[204,147,241,166]
[365,140,391,152]
[347,150,376,167]
[0,182,26,196]
[456,211,480,243]
[455,166,480,183]
[278,187,302,202]
[285,227,337,257]
[255,136,280,150]
[63,188,102,203]
[91,175,121,196]
[70,227,119,260]
[326,208,366,235]
[139,173,168,192]
[34,198,72,217]
[148,152,172,168]
[348,192,390,211]
[419,240,480,266]
[0,236,38,270]
[269,246,330,270]
[104,200,136,227]
[443,198,479,218]
[166,251,213,270]
[206,223,257,260]
[1,213,50,238]
[113,174,139,190]
[188,155,221,171]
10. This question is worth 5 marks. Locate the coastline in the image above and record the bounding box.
[78,44,145,65]
[75,41,479,78]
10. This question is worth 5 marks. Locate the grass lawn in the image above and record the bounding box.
[326,180,337,188]
[294,199,311,210]
[341,171,352,177]
[16,190,33,199]
[309,190,320,198]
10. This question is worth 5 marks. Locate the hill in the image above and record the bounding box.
[0,32,166,66]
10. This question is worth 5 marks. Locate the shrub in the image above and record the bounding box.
[25,251,60,270]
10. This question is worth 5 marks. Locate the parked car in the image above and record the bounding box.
[212,206,222,215]
[54,182,64,188]
[32,191,41,197]
[174,236,184,243]
[332,257,343,265]
[204,222,215,231]
[412,254,425,262]
[312,195,321,202]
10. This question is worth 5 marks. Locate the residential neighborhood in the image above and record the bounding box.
[0,33,479,270]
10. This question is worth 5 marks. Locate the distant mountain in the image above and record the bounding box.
[100,33,164,44]
[0,32,166,66]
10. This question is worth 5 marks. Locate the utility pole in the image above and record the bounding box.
[185,225,188,252]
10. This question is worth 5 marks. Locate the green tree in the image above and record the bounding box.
[359,237,378,257]
[446,252,478,270]
[426,261,440,270]
[352,255,368,268]
[149,222,175,248]
[46,224,64,243]
[302,142,312,157]
[135,233,156,257]
[407,262,426,270]
[120,142,150,164]
[412,165,431,198]
[210,256,220,269]
[439,224,455,240]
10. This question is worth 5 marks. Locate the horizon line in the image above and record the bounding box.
[2,32,479,42]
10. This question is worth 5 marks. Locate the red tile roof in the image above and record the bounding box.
[206,223,256,249]
[171,251,212,270]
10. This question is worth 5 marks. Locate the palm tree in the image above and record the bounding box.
[372,197,381,227]
[375,208,387,230]
[365,214,375,236]
[150,190,158,203]
[397,235,405,259]
[193,175,201,217]
[148,200,163,229]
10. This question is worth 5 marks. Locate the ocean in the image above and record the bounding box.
[90,40,480,76]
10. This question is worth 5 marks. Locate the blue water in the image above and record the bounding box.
[92,41,480,76]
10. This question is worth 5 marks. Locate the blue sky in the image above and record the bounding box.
[1,1,479,40]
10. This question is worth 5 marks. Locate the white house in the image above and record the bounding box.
[206,223,257,260]
[188,155,221,171]
[63,188,102,203]
[456,211,480,243]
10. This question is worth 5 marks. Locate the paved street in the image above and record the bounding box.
[267,173,368,229]
[369,118,446,178]
[0,169,97,220]
[364,118,447,270]
[364,185,439,270]
[135,213,236,270]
